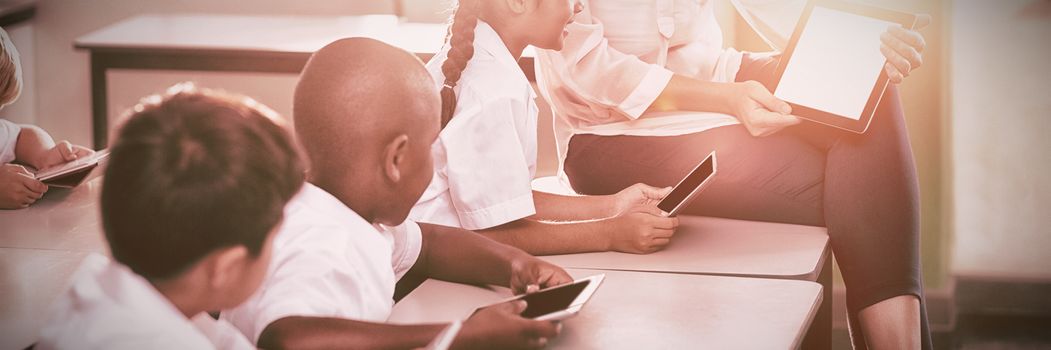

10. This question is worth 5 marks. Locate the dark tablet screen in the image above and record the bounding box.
[516,280,590,319]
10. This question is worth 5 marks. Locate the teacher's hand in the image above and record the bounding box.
[881,14,931,84]
[727,81,801,137]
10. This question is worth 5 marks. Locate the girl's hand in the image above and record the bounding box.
[606,205,679,254]
[726,81,801,137]
[457,300,562,350]
[508,256,574,296]
[0,164,47,209]
[880,14,931,84]
[609,183,671,217]
[35,141,94,170]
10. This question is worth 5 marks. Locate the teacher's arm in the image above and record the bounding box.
[536,4,800,137]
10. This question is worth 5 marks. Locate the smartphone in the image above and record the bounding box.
[656,151,717,216]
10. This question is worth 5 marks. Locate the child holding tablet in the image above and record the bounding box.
[0,28,92,209]
[411,0,679,255]
[37,85,305,349]
[222,38,572,349]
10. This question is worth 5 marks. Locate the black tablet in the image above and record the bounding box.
[657,151,717,216]
[772,0,918,133]
[476,274,605,321]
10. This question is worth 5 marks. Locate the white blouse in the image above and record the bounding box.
[409,20,539,231]
[534,0,806,176]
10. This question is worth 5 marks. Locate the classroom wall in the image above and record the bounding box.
[28,0,419,148]
[948,0,1051,281]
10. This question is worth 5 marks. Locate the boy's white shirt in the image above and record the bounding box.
[222,183,423,344]
[1,119,20,164]
[36,254,255,350]
[409,20,538,231]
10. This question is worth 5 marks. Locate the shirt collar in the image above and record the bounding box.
[297,183,379,232]
[472,20,535,99]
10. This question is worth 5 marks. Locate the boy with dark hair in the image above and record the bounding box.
[37,85,305,349]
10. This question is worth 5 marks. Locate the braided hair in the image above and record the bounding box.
[439,0,480,129]
[0,28,23,107]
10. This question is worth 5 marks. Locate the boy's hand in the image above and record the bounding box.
[0,164,48,209]
[35,141,94,170]
[509,256,573,295]
[606,205,679,254]
[456,300,561,350]
[608,183,671,217]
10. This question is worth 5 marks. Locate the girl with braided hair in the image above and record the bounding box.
[411,0,682,255]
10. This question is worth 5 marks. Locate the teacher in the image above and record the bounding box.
[534,0,932,348]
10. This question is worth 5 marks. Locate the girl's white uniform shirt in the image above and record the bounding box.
[36,254,254,350]
[1,119,20,163]
[534,0,806,178]
[410,20,539,231]
[222,183,422,344]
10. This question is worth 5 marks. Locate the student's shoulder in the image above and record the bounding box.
[273,188,377,257]
[461,58,530,101]
[425,48,529,105]
[38,306,209,350]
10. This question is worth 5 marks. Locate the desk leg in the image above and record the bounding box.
[89,53,108,150]
[802,250,833,350]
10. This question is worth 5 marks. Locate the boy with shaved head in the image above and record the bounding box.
[222,37,572,349]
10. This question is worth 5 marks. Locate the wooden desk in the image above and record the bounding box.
[390,268,823,349]
[0,0,35,27]
[73,14,537,149]
[0,248,90,350]
[0,175,107,254]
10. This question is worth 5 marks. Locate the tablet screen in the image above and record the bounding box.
[774,5,895,120]
[657,154,715,214]
[517,280,590,319]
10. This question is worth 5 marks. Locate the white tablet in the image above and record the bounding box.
[479,274,605,321]
[772,0,918,133]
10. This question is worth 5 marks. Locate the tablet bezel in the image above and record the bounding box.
[657,151,717,217]
[771,0,917,133]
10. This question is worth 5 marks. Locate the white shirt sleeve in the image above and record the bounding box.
[386,220,423,280]
[439,91,537,230]
[190,314,257,350]
[0,119,20,164]
[225,226,373,343]
[534,2,674,121]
